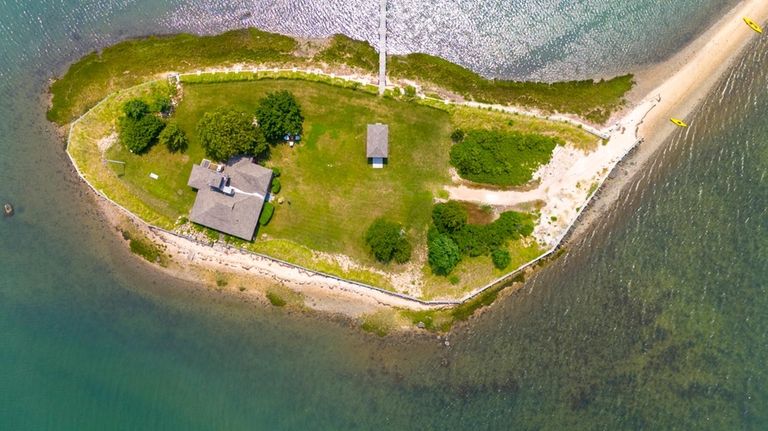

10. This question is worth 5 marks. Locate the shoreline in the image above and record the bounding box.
[567,0,768,243]
[60,0,767,330]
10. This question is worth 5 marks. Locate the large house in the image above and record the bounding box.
[366,123,389,168]
[187,156,273,241]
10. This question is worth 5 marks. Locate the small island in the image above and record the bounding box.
[53,28,637,333]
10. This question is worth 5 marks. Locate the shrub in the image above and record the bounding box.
[197,108,267,161]
[150,94,172,114]
[122,99,149,120]
[364,218,412,264]
[119,114,165,153]
[271,178,281,194]
[428,234,461,276]
[492,249,511,270]
[450,128,465,143]
[271,167,282,177]
[432,201,468,233]
[266,291,287,307]
[256,90,304,143]
[450,130,561,186]
[259,202,275,226]
[158,122,188,153]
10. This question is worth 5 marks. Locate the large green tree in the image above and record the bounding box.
[255,90,304,143]
[197,108,267,161]
[119,113,165,153]
[364,218,412,264]
[428,234,461,275]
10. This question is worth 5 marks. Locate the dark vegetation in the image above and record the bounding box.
[158,122,188,153]
[428,201,534,275]
[196,108,267,161]
[118,99,166,153]
[259,202,275,226]
[450,129,561,186]
[364,218,412,264]
[255,90,304,143]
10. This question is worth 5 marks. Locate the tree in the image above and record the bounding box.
[197,108,266,161]
[428,234,461,276]
[158,122,188,153]
[256,90,304,143]
[119,114,165,153]
[432,201,468,233]
[491,249,511,270]
[364,218,412,264]
[123,99,149,120]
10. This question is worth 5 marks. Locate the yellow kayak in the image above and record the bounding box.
[744,17,763,34]
[670,118,688,128]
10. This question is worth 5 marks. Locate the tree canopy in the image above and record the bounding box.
[364,218,412,264]
[158,122,188,153]
[118,98,165,153]
[255,90,304,143]
[432,201,468,233]
[428,233,461,275]
[197,108,267,161]
[123,99,150,120]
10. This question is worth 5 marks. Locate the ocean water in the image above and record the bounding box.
[1,0,766,429]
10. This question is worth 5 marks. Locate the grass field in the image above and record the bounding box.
[173,80,453,264]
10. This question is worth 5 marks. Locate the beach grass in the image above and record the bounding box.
[389,53,633,123]
[50,29,633,128]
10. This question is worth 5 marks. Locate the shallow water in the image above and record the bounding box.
[1,0,766,429]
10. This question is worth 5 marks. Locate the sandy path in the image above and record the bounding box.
[448,0,768,248]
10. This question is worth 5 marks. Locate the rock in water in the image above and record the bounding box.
[3,203,14,217]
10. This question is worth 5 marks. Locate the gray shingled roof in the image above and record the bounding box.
[366,124,389,158]
[187,156,273,241]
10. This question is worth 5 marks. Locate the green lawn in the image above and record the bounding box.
[68,76,588,298]
[173,80,452,264]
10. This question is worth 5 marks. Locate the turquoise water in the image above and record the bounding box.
[1,1,767,429]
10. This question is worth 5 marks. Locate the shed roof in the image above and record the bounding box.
[366,124,389,158]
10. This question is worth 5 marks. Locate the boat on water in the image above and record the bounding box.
[3,203,13,217]
[744,17,763,34]
[670,118,688,128]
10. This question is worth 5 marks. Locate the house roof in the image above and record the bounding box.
[366,124,389,158]
[187,156,273,241]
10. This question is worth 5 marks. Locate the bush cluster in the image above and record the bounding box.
[450,130,561,186]
[158,122,188,153]
[364,218,412,264]
[118,99,166,153]
[427,201,534,275]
